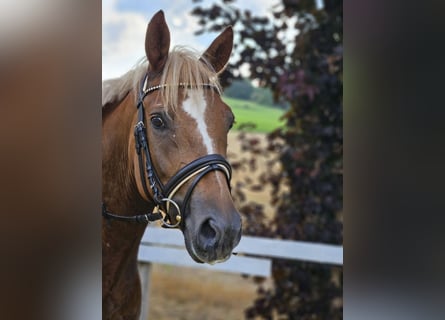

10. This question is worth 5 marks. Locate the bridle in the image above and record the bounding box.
[102,74,232,228]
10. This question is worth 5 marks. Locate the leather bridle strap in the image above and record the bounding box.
[102,74,232,227]
[134,106,164,205]
[102,203,162,223]
[162,154,231,215]
[179,162,231,215]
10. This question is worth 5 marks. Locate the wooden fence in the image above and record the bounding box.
[137,226,342,319]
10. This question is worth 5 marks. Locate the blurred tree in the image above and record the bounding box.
[251,86,286,108]
[225,79,286,108]
[251,86,272,105]
[192,0,342,319]
[224,78,254,100]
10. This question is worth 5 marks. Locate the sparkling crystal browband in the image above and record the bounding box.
[142,77,219,94]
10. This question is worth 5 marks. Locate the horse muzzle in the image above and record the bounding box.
[183,207,242,264]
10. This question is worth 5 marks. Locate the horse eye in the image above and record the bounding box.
[150,116,165,129]
[229,117,236,130]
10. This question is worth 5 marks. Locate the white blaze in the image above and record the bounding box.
[182,90,214,153]
[182,90,226,198]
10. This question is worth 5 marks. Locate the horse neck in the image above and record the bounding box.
[102,92,152,238]
[102,92,153,307]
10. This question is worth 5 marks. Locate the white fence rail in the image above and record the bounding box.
[137,226,342,320]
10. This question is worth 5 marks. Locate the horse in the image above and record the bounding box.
[102,10,242,319]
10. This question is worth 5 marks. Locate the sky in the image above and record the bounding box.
[102,0,277,80]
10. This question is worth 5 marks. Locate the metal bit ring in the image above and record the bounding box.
[160,198,182,228]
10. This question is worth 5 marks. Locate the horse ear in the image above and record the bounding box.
[201,26,233,74]
[145,10,170,74]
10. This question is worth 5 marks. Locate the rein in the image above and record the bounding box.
[103,74,232,228]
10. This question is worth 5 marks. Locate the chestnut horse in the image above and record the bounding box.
[102,10,242,319]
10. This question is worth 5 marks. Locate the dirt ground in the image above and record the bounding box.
[146,132,273,320]
[147,265,259,320]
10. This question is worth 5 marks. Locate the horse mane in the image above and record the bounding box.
[102,58,147,108]
[102,46,222,112]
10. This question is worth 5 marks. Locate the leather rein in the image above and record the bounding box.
[102,74,232,228]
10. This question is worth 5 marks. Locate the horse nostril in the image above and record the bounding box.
[199,219,218,246]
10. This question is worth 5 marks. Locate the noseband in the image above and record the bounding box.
[102,75,232,228]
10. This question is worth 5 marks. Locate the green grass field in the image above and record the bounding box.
[222,96,286,133]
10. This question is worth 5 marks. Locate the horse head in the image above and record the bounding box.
[132,10,241,264]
